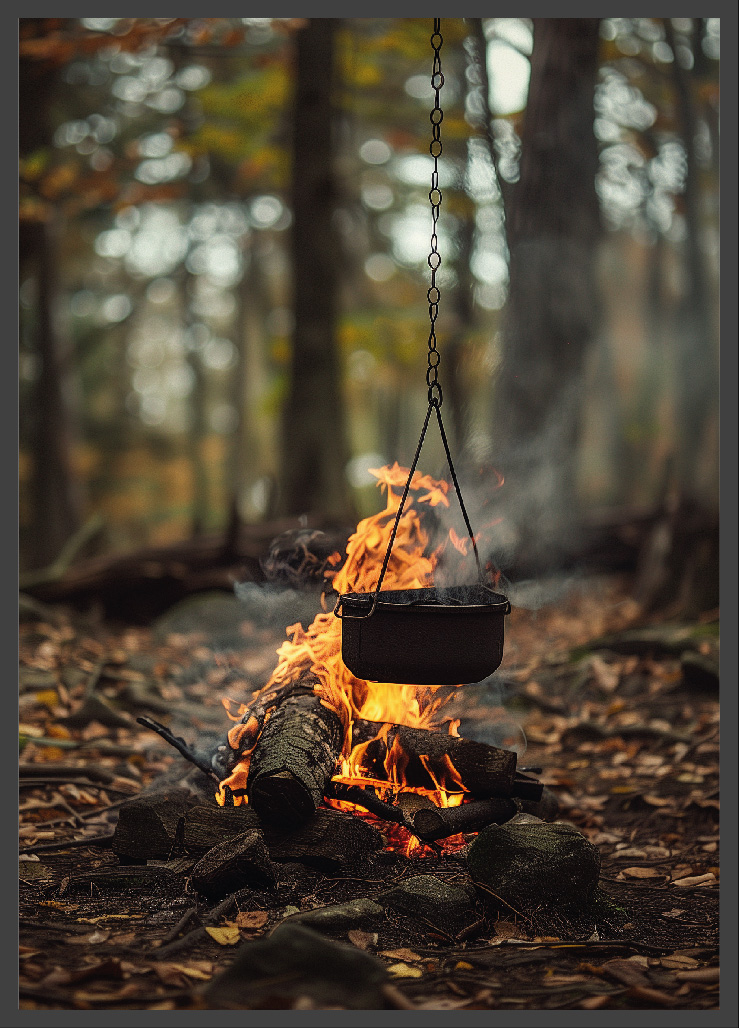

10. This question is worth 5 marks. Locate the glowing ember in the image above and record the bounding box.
[217,463,498,853]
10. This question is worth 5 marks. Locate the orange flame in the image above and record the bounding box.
[218,464,496,851]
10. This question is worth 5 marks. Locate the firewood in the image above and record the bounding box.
[112,793,193,863]
[246,693,343,826]
[411,797,517,841]
[352,723,517,797]
[184,804,261,854]
[264,808,382,869]
[189,828,275,900]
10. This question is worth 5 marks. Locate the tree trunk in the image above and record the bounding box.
[20,30,85,569]
[278,17,354,522]
[491,18,601,570]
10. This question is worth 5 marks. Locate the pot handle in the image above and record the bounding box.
[336,398,489,620]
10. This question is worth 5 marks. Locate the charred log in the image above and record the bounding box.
[263,808,383,870]
[184,804,260,855]
[112,794,193,863]
[352,722,517,797]
[412,797,518,841]
[246,694,343,826]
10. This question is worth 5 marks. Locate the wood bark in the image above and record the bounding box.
[246,693,344,826]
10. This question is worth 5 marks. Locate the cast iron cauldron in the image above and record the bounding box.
[336,584,510,685]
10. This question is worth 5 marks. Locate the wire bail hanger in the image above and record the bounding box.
[335,18,486,620]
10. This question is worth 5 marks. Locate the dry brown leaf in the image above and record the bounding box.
[672,872,717,887]
[153,964,188,986]
[675,966,719,983]
[643,794,673,807]
[627,984,676,1006]
[620,867,664,878]
[579,995,610,1009]
[660,955,700,969]
[546,973,591,986]
[347,929,377,950]
[380,947,423,962]
[590,655,620,693]
[234,910,268,931]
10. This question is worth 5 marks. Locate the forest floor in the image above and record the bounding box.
[18,572,723,1013]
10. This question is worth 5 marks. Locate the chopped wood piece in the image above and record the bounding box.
[412,797,517,841]
[264,808,382,870]
[246,694,343,826]
[383,726,517,796]
[184,804,261,854]
[112,794,192,862]
[190,829,275,900]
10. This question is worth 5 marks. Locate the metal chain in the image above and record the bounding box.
[426,18,444,408]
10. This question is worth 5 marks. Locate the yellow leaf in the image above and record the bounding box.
[35,689,59,710]
[165,962,213,981]
[205,924,241,946]
[455,961,474,971]
[388,962,423,979]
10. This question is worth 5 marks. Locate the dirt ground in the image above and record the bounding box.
[18,573,722,1012]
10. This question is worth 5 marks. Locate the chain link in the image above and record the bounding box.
[426,18,444,408]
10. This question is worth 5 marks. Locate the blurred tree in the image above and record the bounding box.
[19,20,85,569]
[491,18,602,567]
[277,18,354,521]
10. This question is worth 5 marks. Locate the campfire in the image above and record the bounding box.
[195,464,543,856]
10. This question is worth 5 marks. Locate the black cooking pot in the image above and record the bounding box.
[336,584,510,685]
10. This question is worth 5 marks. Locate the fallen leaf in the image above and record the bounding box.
[381,948,423,962]
[205,924,241,946]
[454,961,474,971]
[68,930,110,945]
[590,655,620,693]
[234,910,268,931]
[626,984,676,1006]
[672,872,717,886]
[579,995,610,1009]
[388,962,423,979]
[643,795,673,807]
[621,867,664,878]
[73,982,144,1004]
[660,956,700,969]
[675,966,719,984]
[348,929,377,950]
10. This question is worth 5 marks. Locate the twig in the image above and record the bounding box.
[136,716,220,781]
[158,907,202,947]
[19,832,115,855]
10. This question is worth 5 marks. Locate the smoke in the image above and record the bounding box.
[233,579,325,631]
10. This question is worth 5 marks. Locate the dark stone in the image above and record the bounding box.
[466,820,601,914]
[282,897,385,934]
[201,921,391,1009]
[379,873,477,929]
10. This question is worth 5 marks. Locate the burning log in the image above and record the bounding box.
[351,722,517,797]
[245,693,343,826]
[411,797,518,841]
